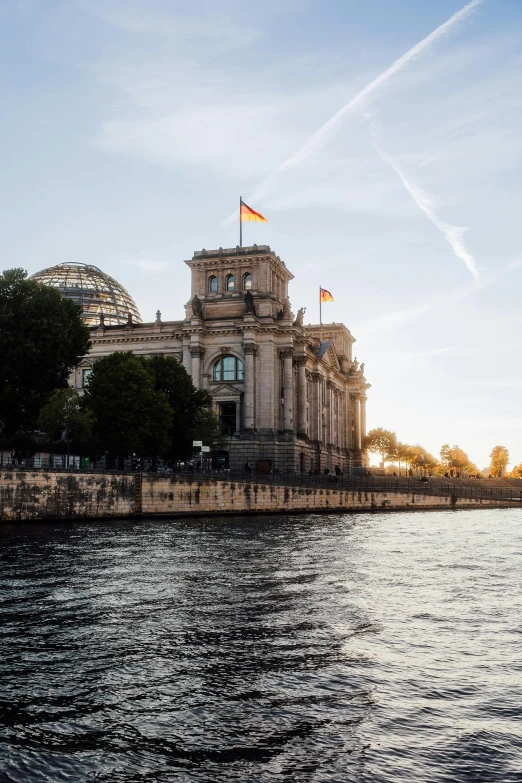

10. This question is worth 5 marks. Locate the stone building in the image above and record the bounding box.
[67,245,369,472]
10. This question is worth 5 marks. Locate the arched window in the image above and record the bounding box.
[225,274,235,291]
[208,275,218,292]
[243,272,252,290]
[213,355,244,382]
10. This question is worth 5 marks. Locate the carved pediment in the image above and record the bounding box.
[211,384,242,399]
[321,343,340,371]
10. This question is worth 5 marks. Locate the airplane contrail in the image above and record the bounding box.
[225,0,483,222]
[367,118,481,283]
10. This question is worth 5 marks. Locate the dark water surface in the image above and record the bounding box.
[1,509,521,782]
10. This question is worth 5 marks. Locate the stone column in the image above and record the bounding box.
[243,343,257,431]
[296,357,307,437]
[282,347,294,433]
[189,347,204,389]
[182,345,191,375]
[236,400,241,434]
[354,394,361,450]
[360,393,367,444]
[326,381,333,446]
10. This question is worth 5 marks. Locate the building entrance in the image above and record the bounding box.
[219,403,236,436]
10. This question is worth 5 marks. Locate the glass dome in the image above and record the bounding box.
[30,262,142,327]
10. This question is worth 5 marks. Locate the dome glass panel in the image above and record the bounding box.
[30,263,142,327]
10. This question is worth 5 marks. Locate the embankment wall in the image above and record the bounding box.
[0,472,514,522]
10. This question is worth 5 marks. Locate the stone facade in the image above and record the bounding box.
[72,245,370,472]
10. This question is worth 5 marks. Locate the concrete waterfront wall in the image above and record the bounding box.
[0,471,136,521]
[0,471,512,522]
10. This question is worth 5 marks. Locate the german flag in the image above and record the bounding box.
[320,288,334,303]
[240,200,268,223]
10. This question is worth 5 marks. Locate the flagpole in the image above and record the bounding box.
[319,286,322,325]
[239,196,242,248]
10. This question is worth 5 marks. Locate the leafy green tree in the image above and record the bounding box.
[38,389,93,448]
[364,428,397,468]
[0,269,90,436]
[490,445,509,478]
[147,355,225,460]
[84,353,172,457]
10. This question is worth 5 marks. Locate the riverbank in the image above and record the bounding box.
[1,471,519,522]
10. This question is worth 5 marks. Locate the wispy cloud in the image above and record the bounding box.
[459,379,522,389]
[359,302,435,336]
[124,259,169,273]
[423,346,459,356]
[241,0,484,206]
[82,0,257,49]
[366,117,481,283]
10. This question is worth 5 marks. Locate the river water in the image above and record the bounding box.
[1,509,521,783]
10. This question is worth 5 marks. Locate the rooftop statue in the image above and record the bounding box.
[245,290,256,315]
[294,307,306,326]
[192,294,203,318]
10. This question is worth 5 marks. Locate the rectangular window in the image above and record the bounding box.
[82,369,92,387]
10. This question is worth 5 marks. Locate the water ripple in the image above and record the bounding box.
[1,509,521,782]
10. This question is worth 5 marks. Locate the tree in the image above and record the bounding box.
[0,269,90,436]
[440,444,451,468]
[396,442,413,476]
[84,353,172,457]
[404,445,438,476]
[38,388,93,442]
[507,464,522,479]
[38,388,93,457]
[364,428,397,468]
[490,445,509,478]
[147,355,225,460]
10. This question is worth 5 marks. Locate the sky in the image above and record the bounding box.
[1,0,521,470]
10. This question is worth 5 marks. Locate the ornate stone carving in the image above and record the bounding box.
[294,307,306,326]
[126,312,133,326]
[189,346,205,359]
[155,310,162,325]
[220,346,232,354]
[280,347,294,358]
[295,356,307,367]
[243,343,258,356]
[192,295,203,318]
[245,290,256,315]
